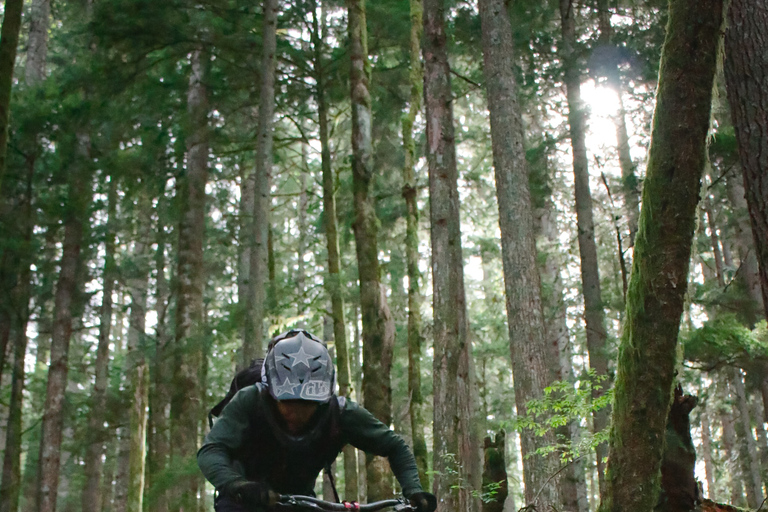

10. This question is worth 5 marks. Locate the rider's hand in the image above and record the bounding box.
[408,492,437,512]
[223,480,278,509]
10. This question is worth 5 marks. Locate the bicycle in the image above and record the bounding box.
[274,494,417,512]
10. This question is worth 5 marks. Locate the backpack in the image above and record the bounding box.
[208,357,346,502]
[208,358,265,429]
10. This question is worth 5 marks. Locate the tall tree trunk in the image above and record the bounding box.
[560,1,611,491]
[125,187,152,512]
[704,192,726,286]
[170,49,209,512]
[720,396,745,507]
[726,171,764,315]
[82,176,118,512]
[724,0,768,322]
[699,403,717,499]
[479,0,560,507]
[535,195,589,512]
[242,0,278,365]
[37,133,92,512]
[310,1,358,499]
[731,367,764,508]
[0,0,24,193]
[347,0,395,500]
[0,151,34,512]
[237,160,255,366]
[402,0,428,490]
[148,198,171,512]
[25,0,49,84]
[423,0,476,510]
[597,0,725,509]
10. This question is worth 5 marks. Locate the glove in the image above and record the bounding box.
[408,491,437,512]
[223,480,278,509]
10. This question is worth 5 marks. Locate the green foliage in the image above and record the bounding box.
[683,315,768,370]
[515,371,613,462]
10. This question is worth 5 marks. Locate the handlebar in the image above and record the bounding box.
[276,494,415,512]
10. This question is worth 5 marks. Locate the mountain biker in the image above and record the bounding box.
[197,329,438,512]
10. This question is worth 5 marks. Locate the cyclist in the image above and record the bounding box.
[198,329,437,512]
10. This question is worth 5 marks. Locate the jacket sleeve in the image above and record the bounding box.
[342,401,424,497]
[197,386,259,490]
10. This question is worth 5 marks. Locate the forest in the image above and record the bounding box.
[0,0,767,511]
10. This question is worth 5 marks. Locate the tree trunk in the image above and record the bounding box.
[560,1,611,491]
[423,0,476,510]
[730,367,764,508]
[0,165,34,512]
[598,0,725,509]
[125,187,152,512]
[699,404,717,499]
[479,0,560,507]
[82,176,117,512]
[0,0,24,193]
[310,1,358,499]
[37,133,92,512]
[170,49,209,512]
[148,199,171,512]
[25,0,50,84]
[726,169,765,317]
[482,433,508,512]
[237,160,255,366]
[402,0,428,490]
[241,0,277,365]
[535,195,589,512]
[704,192,726,286]
[724,0,768,322]
[347,0,395,500]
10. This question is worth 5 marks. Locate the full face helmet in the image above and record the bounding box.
[263,329,335,403]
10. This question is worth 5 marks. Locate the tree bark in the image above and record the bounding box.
[148,196,171,512]
[241,0,278,365]
[479,0,561,507]
[535,195,589,512]
[423,0,476,510]
[125,186,152,512]
[724,0,768,322]
[0,0,24,193]
[82,176,118,512]
[726,170,764,315]
[730,367,764,508]
[598,0,725,509]
[37,132,92,512]
[25,0,49,84]
[310,2,358,499]
[401,0,428,491]
[560,1,611,491]
[0,152,34,512]
[171,49,209,512]
[699,403,717,499]
[347,0,395,500]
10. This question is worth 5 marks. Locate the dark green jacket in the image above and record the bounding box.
[198,383,423,497]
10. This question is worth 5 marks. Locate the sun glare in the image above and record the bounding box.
[581,80,623,148]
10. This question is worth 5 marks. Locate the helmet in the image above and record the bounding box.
[263,329,335,403]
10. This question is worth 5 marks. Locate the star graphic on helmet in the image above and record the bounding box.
[274,378,300,397]
[287,346,314,368]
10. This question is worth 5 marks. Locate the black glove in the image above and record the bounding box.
[408,492,437,512]
[223,480,277,509]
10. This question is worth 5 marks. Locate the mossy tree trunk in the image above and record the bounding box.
[170,48,209,512]
[423,0,475,510]
[598,1,725,509]
[479,0,561,507]
[723,0,768,322]
[559,1,611,491]
[402,0,429,490]
[347,0,395,500]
